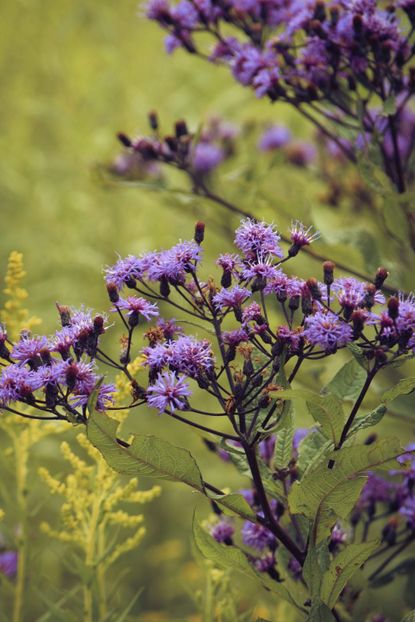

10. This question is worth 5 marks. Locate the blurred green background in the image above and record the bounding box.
[1,1,415,620]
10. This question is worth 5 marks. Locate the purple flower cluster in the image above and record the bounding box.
[147,0,415,190]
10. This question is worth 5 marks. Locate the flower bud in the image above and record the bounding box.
[194,221,205,245]
[56,303,71,327]
[306,278,322,301]
[160,276,170,298]
[175,120,188,138]
[323,261,335,286]
[387,296,399,319]
[117,132,132,148]
[374,267,389,289]
[148,110,159,131]
[107,283,119,303]
[288,295,300,312]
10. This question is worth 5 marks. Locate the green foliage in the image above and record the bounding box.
[272,389,345,446]
[320,542,378,609]
[87,409,205,491]
[323,360,367,402]
[382,378,415,403]
[290,438,401,543]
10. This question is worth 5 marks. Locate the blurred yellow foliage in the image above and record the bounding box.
[0,251,40,340]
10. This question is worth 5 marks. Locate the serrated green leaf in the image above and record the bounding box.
[87,410,204,491]
[323,360,366,402]
[303,541,330,598]
[274,422,294,470]
[382,95,397,116]
[321,541,378,608]
[289,438,401,544]
[209,492,256,521]
[349,404,387,436]
[382,378,415,403]
[347,343,367,370]
[192,515,300,609]
[273,390,345,445]
[306,601,336,622]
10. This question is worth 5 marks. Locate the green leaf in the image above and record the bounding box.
[297,431,330,476]
[289,438,401,544]
[349,404,387,436]
[209,492,256,521]
[323,359,366,401]
[303,541,330,598]
[382,95,397,116]
[274,421,294,470]
[321,541,378,608]
[192,515,300,609]
[306,601,336,622]
[273,390,345,446]
[347,343,367,370]
[87,410,204,491]
[382,378,415,403]
[383,194,409,243]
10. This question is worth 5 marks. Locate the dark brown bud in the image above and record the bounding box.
[288,295,300,312]
[374,267,389,290]
[364,433,377,446]
[387,296,399,319]
[106,283,119,304]
[323,261,335,286]
[160,276,170,298]
[117,132,132,148]
[351,309,366,333]
[56,303,71,327]
[164,136,178,152]
[221,270,232,289]
[148,110,159,131]
[175,119,188,138]
[93,315,105,335]
[306,278,322,301]
[194,221,205,245]
[131,380,147,401]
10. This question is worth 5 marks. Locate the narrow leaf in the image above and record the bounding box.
[321,542,378,608]
[382,378,415,403]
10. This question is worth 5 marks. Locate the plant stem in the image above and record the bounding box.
[12,434,28,622]
[337,367,377,450]
[243,443,305,565]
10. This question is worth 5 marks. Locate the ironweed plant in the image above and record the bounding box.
[145,0,415,244]
[0,218,415,620]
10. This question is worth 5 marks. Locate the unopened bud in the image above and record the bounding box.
[56,303,71,327]
[175,119,188,138]
[323,261,335,286]
[148,110,159,131]
[117,132,132,148]
[374,267,389,289]
[107,283,119,303]
[306,278,322,301]
[194,221,205,245]
[387,296,399,319]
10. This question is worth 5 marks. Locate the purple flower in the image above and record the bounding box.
[0,365,43,405]
[303,311,353,352]
[241,260,281,282]
[400,496,415,529]
[213,286,251,310]
[289,221,320,248]
[234,219,283,260]
[51,326,78,357]
[144,342,171,371]
[169,335,215,378]
[113,296,159,321]
[192,143,224,174]
[258,125,292,151]
[259,436,276,464]
[286,142,316,167]
[332,278,384,310]
[71,382,115,412]
[105,255,147,290]
[254,552,276,573]
[396,293,415,334]
[0,551,18,578]
[157,318,183,340]
[222,328,249,346]
[12,335,50,364]
[148,241,201,283]
[209,520,235,543]
[242,520,276,551]
[147,371,191,413]
[241,302,262,324]
[216,253,242,274]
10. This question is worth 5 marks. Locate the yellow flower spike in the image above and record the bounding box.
[0,251,40,339]
[0,509,4,521]
[38,467,66,495]
[127,486,161,504]
[106,511,144,528]
[105,526,146,567]
[60,441,90,474]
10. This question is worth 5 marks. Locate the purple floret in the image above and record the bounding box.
[113,296,159,321]
[303,310,353,352]
[241,520,276,551]
[0,551,18,578]
[258,125,291,151]
[0,365,43,405]
[213,286,251,310]
[209,519,235,543]
[192,143,224,174]
[12,335,50,364]
[235,218,283,260]
[146,371,191,413]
